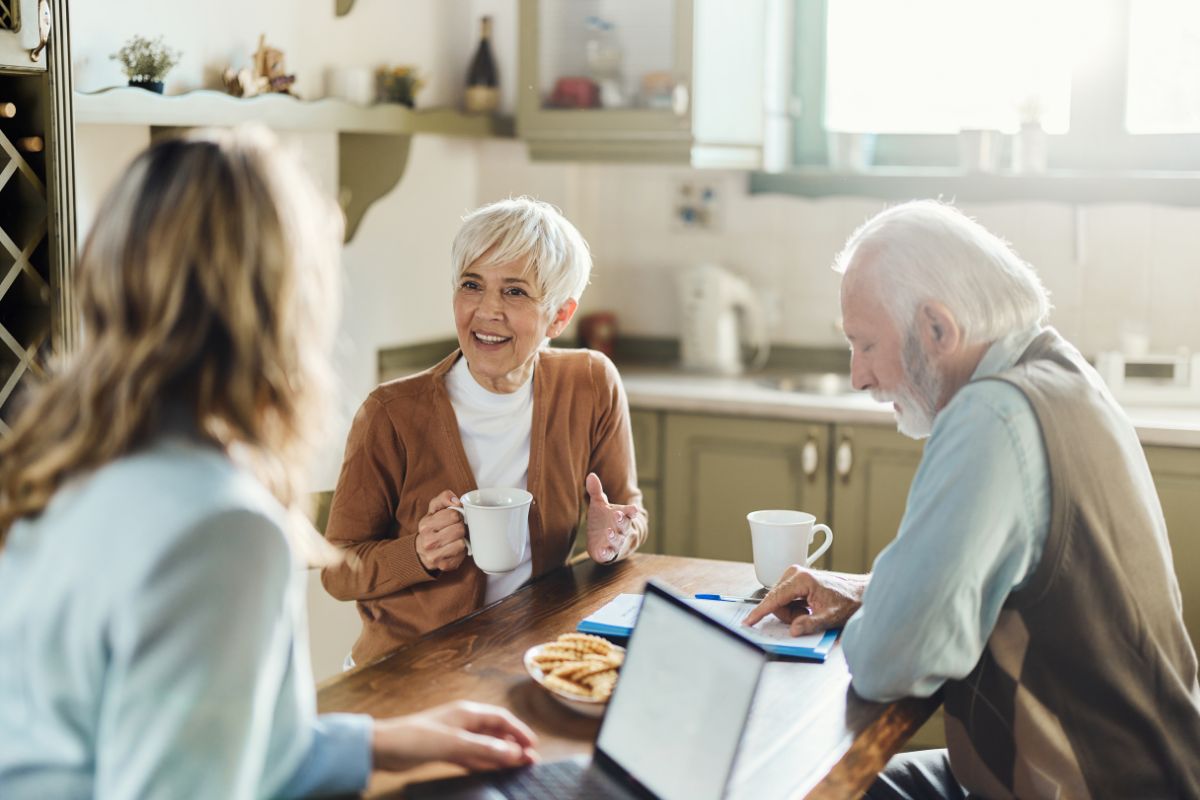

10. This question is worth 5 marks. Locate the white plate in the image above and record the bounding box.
[523,642,624,718]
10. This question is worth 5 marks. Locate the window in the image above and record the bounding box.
[825,0,1075,135]
[1126,1,1200,134]
[790,0,1200,172]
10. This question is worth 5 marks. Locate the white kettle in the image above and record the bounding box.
[679,263,770,375]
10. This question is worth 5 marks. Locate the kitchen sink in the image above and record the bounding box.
[755,373,857,396]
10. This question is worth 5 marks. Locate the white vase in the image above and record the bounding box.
[1012,123,1048,174]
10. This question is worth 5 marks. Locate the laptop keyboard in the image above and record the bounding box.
[491,760,616,799]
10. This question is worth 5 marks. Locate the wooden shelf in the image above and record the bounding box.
[73,87,515,243]
[74,87,512,138]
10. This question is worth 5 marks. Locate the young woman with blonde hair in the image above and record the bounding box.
[0,128,536,798]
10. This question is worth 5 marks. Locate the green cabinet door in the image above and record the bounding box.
[829,424,924,574]
[661,413,829,563]
[630,409,662,553]
[640,484,661,554]
[1144,445,1200,653]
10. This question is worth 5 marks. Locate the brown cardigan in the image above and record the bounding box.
[321,348,647,664]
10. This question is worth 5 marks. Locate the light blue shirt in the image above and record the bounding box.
[842,327,1051,701]
[0,438,372,798]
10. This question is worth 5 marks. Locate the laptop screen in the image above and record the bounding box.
[595,583,767,800]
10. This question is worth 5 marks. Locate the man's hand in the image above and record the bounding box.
[372,700,540,772]
[585,472,639,564]
[743,565,869,636]
[415,490,468,573]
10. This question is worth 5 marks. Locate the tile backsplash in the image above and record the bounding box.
[523,155,1200,360]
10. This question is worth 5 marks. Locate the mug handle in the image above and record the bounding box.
[447,505,472,557]
[806,524,833,566]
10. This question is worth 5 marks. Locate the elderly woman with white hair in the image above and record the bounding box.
[322,197,647,665]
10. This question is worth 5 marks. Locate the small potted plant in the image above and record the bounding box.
[111,35,180,94]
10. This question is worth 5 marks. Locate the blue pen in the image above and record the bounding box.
[694,593,762,604]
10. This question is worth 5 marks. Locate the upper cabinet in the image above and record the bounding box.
[0,0,49,72]
[518,0,781,167]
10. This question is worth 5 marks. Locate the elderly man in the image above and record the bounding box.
[746,201,1200,798]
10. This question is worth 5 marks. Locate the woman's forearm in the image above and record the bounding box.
[320,535,435,601]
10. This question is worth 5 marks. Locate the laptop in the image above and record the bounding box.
[404,579,771,800]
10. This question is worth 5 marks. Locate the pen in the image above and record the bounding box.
[694,593,763,604]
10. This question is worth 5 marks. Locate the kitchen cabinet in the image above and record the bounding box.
[1144,445,1200,652]
[630,409,662,552]
[660,412,830,563]
[0,0,47,71]
[517,0,778,167]
[828,424,925,573]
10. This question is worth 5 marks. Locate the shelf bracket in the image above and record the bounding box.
[335,0,356,17]
[338,132,412,244]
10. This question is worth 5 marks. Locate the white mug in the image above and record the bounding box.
[448,488,532,574]
[746,510,833,587]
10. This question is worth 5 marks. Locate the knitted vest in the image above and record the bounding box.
[942,329,1200,799]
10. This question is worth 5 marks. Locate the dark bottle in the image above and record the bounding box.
[465,16,499,114]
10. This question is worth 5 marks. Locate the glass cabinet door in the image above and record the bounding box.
[519,0,693,147]
[0,0,48,72]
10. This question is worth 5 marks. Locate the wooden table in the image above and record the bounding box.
[316,554,940,798]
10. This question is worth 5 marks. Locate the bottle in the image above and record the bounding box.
[585,16,625,108]
[464,16,498,114]
[0,103,15,119]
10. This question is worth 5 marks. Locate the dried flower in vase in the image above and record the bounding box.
[222,34,297,98]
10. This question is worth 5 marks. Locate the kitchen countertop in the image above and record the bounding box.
[619,367,1200,449]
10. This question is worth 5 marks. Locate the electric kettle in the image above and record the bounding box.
[679,263,770,375]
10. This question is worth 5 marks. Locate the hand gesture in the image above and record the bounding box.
[415,490,468,573]
[742,565,867,636]
[585,472,639,564]
[372,700,540,772]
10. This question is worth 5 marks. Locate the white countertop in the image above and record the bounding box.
[620,368,1200,449]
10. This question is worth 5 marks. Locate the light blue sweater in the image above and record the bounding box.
[0,437,372,798]
[842,327,1052,701]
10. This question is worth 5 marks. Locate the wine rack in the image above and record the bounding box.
[0,73,52,435]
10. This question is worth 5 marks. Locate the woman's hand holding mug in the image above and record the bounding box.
[416,490,468,573]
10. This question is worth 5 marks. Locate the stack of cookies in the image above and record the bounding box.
[530,632,624,702]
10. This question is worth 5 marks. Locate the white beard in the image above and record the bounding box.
[871,331,943,440]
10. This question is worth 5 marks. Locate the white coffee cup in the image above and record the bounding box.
[746,510,833,587]
[448,488,532,574]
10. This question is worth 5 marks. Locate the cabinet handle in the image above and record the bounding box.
[29,0,52,62]
[801,437,819,481]
[672,82,690,116]
[835,438,854,482]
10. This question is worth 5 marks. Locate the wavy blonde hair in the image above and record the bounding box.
[0,127,342,559]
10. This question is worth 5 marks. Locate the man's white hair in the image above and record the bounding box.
[833,200,1051,344]
[451,196,591,313]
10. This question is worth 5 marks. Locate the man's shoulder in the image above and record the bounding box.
[948,375,1039,428]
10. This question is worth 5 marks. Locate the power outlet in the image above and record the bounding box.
[672,179,721,231]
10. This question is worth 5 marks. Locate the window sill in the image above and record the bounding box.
[748,167,1200,206]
